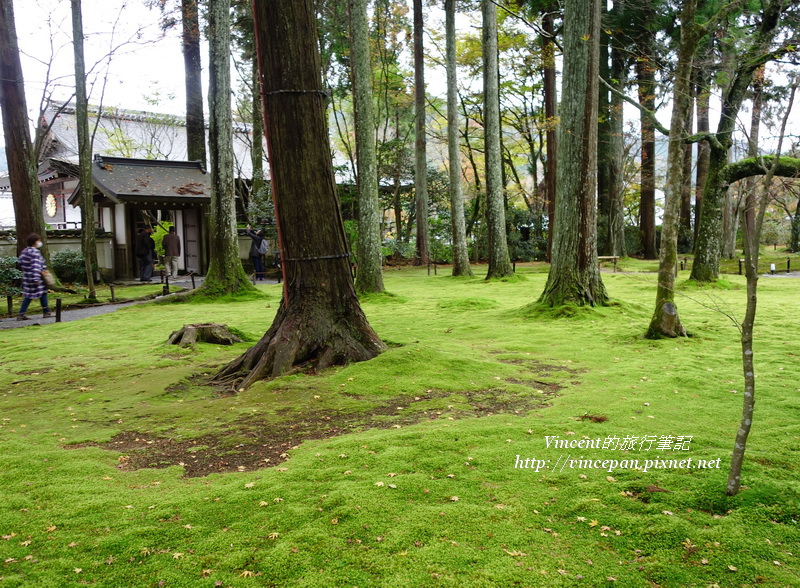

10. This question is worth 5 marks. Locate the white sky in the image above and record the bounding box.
[2,0,192,150]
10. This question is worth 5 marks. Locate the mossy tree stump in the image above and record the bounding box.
[167,324,242,348]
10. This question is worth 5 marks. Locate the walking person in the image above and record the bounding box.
[135,226,155,282]
[246,224,267,280]
[17,233,52,321]
[162,226,181,278]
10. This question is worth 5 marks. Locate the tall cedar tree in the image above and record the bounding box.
[0,0,49,257]
[537,0,608,307]
[541,8,557,262]
[445,0,473,277]
[214,0,385,389]
[635,0,657,259]
[412,0,430,265]
[482,0,514,279]
[70,0,98,300]
[182,0,206,163]
[349,0,385,293]
[198,0,254,296]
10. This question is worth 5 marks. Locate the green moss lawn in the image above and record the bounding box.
[1,260,798,586]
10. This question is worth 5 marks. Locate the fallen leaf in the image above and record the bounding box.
[449,496,459,502]
[728,565,737,571]
[576,517,587,522]
[503,549,528,557]
[589,520,599,527]
[661,510,674,516]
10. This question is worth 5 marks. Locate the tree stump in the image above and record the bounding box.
[167,324,243,348]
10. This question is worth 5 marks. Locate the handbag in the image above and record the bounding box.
[41,269,56,288]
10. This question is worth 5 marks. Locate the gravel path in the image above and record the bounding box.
[1,276,210,331]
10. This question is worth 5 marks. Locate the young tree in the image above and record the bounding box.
[537,0,608,307]
[445,0,472,277]
[214,0,385,388]
[198,0,253,296]
[349,0,385,293]
[725,82,797,495]
[0,0,48,256]
[412,0,430,265]
[70,0,98,301]
[482,0,514,279]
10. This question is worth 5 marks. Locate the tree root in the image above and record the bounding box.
[212,304,385,390]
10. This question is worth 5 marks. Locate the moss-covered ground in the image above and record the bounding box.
[0,258,798,586]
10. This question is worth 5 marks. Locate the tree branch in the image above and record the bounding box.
[599,75,671,137]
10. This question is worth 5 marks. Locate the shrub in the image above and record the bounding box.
[51,249,95,284]
[0,257,22,297]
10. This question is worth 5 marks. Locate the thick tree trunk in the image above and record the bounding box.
[70,0,98,301]
[182,0,206,164]
[647,0,697,339]
[200,0,253,296]
[691,0,786,282]
[542,10,557,262]
[482,0,513,279]
[412,0,429,265]
[445,0,472,277]
[0,0,48,257]
[215,0,385,389]
[349,0,384,293]
[538,0,608,307]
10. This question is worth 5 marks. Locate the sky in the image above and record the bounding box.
[1,0,193,152]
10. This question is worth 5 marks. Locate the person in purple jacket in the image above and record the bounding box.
[17,233,52,321]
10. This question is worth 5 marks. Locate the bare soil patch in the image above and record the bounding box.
[69,360,568,478]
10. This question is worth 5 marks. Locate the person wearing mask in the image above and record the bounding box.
[17,233,52,321]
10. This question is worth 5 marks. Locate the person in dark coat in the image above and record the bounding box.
[135,226,156,282]
[162,226,181,278]
[246,224,266,280]
[17,233,52,320]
